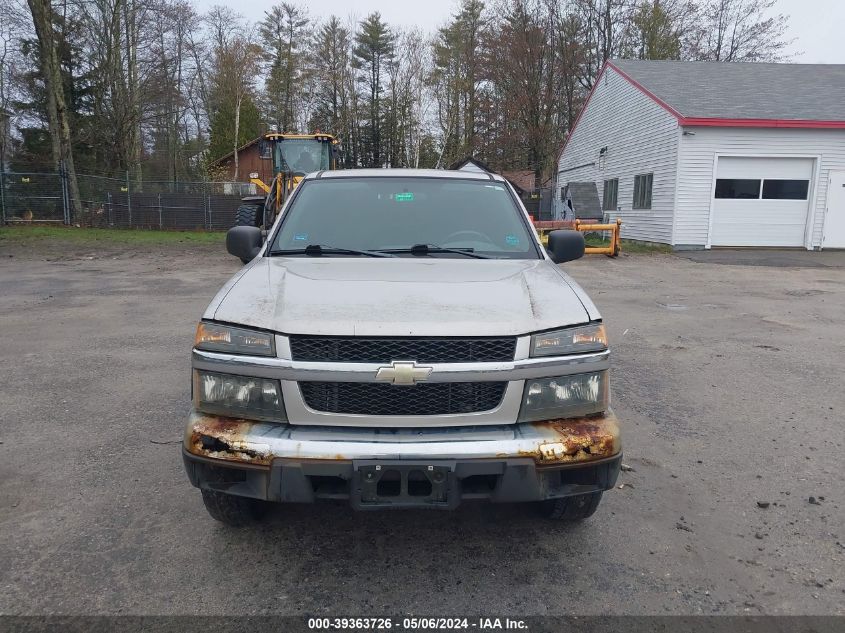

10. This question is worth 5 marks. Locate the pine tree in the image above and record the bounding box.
[260,3,308,132]
[352,13,395,167]
[432,0,487,167]
[309,16,350,141]
[632,1,682,60]
[208,95,262,175]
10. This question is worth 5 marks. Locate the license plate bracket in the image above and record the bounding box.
[351,460,458,509]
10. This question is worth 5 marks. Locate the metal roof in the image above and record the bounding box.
[610,59,845,123]
[566,182,602,217]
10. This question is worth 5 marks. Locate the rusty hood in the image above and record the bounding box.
[207,257,597,337]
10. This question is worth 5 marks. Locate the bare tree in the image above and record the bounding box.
[546,0,584,135]
[399,29,433,168]
[25,0,81,213]
[75,0,145,179]
[6,0,800,185]
[0,1,27,169]
[206,8,261,179]
[571,0,632,89]
[690,0,792,61]
[142,0,200,180]
[490,0,560,185]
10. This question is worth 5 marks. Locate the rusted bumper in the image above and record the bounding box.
[183,409,621,506]
[184,409,620,465]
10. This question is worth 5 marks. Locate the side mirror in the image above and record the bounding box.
[546,230,585,264]
[226,226,263,263]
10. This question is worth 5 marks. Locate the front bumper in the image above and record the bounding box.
[182,409,622,508]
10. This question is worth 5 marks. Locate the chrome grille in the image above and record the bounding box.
[299,381,507,416]
[289,336,516,363]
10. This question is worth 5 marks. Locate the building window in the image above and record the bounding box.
[715,179,761,199]
[633,173,653,209]
[762,179,809,200]
[602,179,618,211]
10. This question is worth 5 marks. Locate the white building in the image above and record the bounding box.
[554,60,845,249]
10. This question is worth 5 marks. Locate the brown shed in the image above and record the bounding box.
[210,138,275,183]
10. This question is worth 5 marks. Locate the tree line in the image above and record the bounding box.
[1,0,791,196]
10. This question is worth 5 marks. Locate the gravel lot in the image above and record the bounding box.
[0,233,843,616]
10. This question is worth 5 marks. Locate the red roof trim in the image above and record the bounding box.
[608,61,845,128]
[681,117,845,129]
[557,61,845,178]
[556,60,685,171]
[556,62,609,167]
[605,60,684,120]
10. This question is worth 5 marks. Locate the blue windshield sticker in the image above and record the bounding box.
[505,234,520,246]
[394,192,414,202]
[294,233,309,241]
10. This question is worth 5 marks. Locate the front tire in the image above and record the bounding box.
[539,491,603,521]
[201,489,268,527]
[234,204,260,228]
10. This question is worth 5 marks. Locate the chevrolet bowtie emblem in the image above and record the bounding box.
[375,361,433,386]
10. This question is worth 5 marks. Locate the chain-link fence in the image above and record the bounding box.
[1,168,257,230]
[0,171,69,223]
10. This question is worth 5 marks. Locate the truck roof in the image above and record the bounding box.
[313,168,505,182]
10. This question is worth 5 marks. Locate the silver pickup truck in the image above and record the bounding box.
[183,169,621,526]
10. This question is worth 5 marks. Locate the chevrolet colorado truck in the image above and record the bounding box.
[183,169,621,526]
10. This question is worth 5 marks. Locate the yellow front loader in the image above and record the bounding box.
[235,132,340,229]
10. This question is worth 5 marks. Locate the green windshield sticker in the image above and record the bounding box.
[394,192,414,202]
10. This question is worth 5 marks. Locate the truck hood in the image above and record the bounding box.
[209,257,597,337]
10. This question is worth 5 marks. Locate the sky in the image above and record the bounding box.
[193,0,845,64]
[779,0,844,63]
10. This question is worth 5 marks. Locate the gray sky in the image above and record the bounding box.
[780,0,844,63]
[195,0,844,64]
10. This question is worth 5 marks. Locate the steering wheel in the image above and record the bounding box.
[443,229,494,245]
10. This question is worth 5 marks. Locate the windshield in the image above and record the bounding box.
[276,139,331,173]
[270,177,540,259]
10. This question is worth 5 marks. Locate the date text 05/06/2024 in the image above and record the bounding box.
[307,617,529,631]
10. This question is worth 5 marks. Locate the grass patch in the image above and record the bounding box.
[618,240,673,254]
[584,233,672,254]
[0,225,225,246]
[4,225,673,254]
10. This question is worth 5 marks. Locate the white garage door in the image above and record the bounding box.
[710,157,814,247]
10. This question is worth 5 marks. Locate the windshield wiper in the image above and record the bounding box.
[270,244,396,258]
[378,244,492,259]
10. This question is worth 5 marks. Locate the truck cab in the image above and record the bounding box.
[183,169,621,526]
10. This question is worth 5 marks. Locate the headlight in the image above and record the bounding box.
[193,370,286,422]
[530,324,607,357]
[195,322,275,356]
[518,371,608,422]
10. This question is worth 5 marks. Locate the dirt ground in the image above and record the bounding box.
[0,233,843,616]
